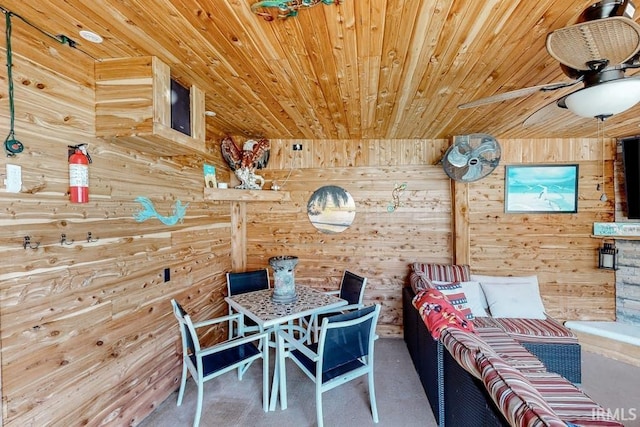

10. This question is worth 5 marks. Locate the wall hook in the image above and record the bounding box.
[86,232,99,243]
[23,236,40,250]
[60,233,74,245]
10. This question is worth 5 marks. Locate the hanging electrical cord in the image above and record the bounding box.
[3,10,23,156]
[0,5,99,156]
[595,114,610,202]
[271,148,300,190]
[0,6,97,58]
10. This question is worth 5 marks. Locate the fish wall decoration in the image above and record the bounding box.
[133,197,188,226]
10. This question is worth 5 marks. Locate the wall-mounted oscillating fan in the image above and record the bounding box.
[442,134,501,182]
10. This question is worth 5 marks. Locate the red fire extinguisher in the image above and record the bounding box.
[68,144,91,203]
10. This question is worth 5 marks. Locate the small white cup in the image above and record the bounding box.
[217,183,228,189]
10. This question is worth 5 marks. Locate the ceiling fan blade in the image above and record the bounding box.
[546,17,640,71]
[522,95,569,127]
[458,81,580,109]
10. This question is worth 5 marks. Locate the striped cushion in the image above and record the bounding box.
[413,263,471,282]
[472,316,501,329]
[412,288,475,339]
[476,328,547,373]
[409,269,433,293]
[434,282,474,320]
[492,317,579,345]
[476,352,568,427]
[409,263,471,293]
[440,328,495,379]
[524,372,624,426]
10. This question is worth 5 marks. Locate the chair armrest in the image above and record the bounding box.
[193,312,242,328]
[198,330,269,357]
[277,329,319,361]
[317,302,364,316]
[323,290,340,297]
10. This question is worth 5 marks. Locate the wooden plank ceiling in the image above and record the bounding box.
[2,0,640,141]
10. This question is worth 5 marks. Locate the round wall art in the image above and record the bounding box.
[306,185,356,234]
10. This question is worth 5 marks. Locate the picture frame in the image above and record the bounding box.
[505,164,579,213]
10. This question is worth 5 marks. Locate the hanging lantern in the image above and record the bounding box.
[598,241,618,270]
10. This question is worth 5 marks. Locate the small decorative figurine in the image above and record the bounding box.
[387,182,407,212]
[220,136,270,190]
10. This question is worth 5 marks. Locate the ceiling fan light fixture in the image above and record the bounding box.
[564,79,640,118]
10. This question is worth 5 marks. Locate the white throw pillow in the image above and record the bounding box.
[471,274,546,319]
[432,280,489,317]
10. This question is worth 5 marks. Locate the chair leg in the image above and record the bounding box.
[177,361,188,406]
[277,332,288,410]
[193,379,204,427]
[238,361,247,380]
[262,335,269,412]
[368,371,379,423]
[316,384,324,427]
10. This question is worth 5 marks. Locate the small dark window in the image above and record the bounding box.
[170,79,191,136]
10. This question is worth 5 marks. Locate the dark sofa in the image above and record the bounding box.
[402,286,625,427]
[403,286,508,426]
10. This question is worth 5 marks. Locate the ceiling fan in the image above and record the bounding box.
[458,0,640,126]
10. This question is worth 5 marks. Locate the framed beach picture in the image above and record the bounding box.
[505,164,579,213]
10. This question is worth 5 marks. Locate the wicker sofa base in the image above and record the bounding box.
[521,342,581,384]
[404,286,507,425]
[403,286,583,426]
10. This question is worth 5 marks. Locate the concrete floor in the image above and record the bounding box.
[140,338,640,427]
[139,338,436,427]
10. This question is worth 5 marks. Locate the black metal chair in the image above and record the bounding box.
[307,270,368,341]
[226,268,270,338]
[226,268,270,296]
[277,304,381,427]
[171,299,269,427]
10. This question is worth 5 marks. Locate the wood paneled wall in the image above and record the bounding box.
[249,137,617,337]
[462,138,617,320]
[0,22,231,426]
[249,163,453,337]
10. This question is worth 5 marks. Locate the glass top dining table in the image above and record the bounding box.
[225,284,347,411]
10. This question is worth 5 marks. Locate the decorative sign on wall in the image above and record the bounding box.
[307,185,356,234]
[593,222,640,236]
[133,196,188,225]
[203,164,217,188]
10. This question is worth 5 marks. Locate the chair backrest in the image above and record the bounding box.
[226,268,270,296]
[339,270,367,305]
[171,299,200,356]
[318,304,380,374]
